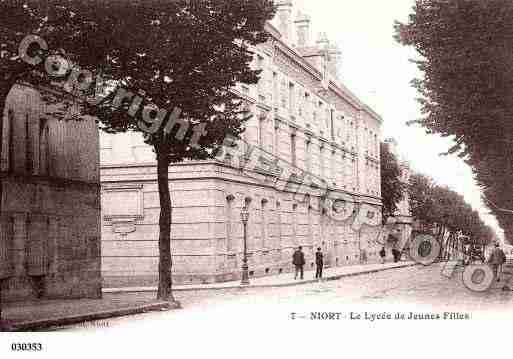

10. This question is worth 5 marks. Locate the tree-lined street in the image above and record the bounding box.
[49,263,512,331]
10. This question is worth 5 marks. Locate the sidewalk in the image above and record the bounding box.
[1,260,416,331]
[105,260,417,293]
[1,292,177,332]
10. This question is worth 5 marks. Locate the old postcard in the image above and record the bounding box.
[0,1,511,358]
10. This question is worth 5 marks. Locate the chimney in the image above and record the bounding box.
[316,32,330,49]
[295,11,311,47]
[328,44,342,79]
[316,33,341,79]
[276,0,293,42]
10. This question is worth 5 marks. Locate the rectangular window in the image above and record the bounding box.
[273,72,279,108]
[289,82,295,114]
[226,199,234,252]
[330,150,335,184]
[305,92,310,124]
[258,115,264,148]
[261,200,268,249]
[290,133,297,166]
[257,55,265,98]
[305,139,311,172]
[280,78,287,109]
[274,121,279,157]
[297,87,303,117]
[320,146,325,179]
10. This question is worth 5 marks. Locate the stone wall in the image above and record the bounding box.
[101,162,383,287]
[0,83,101,302]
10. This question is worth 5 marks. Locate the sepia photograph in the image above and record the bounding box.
[0,0,512,358]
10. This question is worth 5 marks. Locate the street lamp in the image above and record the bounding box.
[240,205,250,286]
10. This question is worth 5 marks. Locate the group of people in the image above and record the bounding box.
[379,247,401,264]
[291,245,402,281]
[291,243,508,282]
[292,246,324,280]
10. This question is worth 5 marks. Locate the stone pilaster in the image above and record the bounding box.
[12,213,28,276]
[27,214,48,276]
[0,215,13,279]
[47,216,60,274]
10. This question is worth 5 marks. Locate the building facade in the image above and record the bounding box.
[100,2,385,287]
[0,83,102,302]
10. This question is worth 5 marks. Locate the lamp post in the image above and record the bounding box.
[240,206,250,286]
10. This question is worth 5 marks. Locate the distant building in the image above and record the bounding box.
[100,1,384,287]
[0,83,101,301]
[382,138,413,254]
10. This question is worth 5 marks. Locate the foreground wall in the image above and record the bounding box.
[0,84,101,302]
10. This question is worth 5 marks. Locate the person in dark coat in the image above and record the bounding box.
[315,247,324,280]
[392,248,401,263]
[292,246,305,280]
[379,247,386,264]
[488,244,506,282]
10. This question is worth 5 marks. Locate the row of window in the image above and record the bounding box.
[224,196,377,253]
[251,55,361,147]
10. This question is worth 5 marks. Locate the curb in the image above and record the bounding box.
[1,301,180,332]
[104,262,418,294]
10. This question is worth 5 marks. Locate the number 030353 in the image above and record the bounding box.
[11,343,43,351]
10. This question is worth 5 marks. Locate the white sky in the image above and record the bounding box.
[296,0,503,240]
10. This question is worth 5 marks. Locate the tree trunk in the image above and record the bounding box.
[156,147,176,303]
[0,282,3,323]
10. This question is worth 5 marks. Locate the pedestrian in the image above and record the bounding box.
[392,248,399,263]
[379,247,386,264]
[292,246,305,280]
[315,247,324,280]
[488,243,506,282]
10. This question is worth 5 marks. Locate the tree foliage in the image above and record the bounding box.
[380,142,405,224]
[395,0,513,243]
[0,0,276,300]
[409,171,496,244]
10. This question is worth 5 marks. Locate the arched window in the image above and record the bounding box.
[276,201,282,252]
[318,145,324,179]
[305,138,311,172]
[260,198,268,249]
[292,203,298,246]
[225,194,235,253]
[307,197,313,245]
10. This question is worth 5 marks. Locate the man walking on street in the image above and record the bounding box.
[292,246,305,280]
[315,247,324,280]
[488,243,506,282]
[379,247,386,264]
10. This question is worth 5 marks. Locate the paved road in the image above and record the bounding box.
[54,262,513,331]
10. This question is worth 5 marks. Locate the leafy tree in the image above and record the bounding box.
[0,0,276,302]
[408,170,495,256]
[380,142,405,224]
[395,0,513,243]
[408,172,436,226]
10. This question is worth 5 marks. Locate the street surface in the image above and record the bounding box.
[54,262,513,331]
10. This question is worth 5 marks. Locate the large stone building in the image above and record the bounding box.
[0,83,101,301]
[100,2,385,287]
